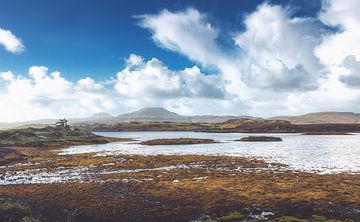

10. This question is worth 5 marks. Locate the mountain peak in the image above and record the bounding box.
[120,107,181,118]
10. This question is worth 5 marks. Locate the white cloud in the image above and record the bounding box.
[234,3,324,91]
[137,2,360,116]
[138,7,247,102]
[126,53,145,67]
[139,8,223,66]
[0,71,14,81]
[115,54,226,99]
[338,55,360,88]
[0,27,24,53]
[138,4,326,95]
[0,66,119,122]
[315,0,360,66]
[0,56,234,122]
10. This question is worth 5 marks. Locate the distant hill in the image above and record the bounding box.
[271,112,360,124]
[2,108,360,129]
[0,107,251,129]
[117,107,252,123]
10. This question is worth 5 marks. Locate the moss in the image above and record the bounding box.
[312,214,328,222]
[22,217,42,222]
[0,202,31,222]
[312,215,328,221]
[277,216,309,222]
[325,220,344,222]
[219,211,245,222]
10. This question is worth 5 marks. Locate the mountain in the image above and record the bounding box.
[118,107,189,122]
[271,112,360,124]
[117,107,254,123]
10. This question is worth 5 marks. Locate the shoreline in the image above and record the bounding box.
[0,139,359,221]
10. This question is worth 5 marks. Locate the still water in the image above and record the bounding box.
[62,131,360,174]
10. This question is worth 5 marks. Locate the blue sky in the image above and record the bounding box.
[0,0,360,122]
[0,0,321,81]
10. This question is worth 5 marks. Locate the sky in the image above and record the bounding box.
[0,0,360,122]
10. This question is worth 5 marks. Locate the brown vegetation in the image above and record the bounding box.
[140,138,217,145]
[0,146,359,221]
[86,118,360,134]
[238,136,283,142]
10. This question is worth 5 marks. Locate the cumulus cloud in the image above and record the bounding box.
[138,8,223,66]
[338,55,360,88]
[138,8,246,98]
[138,4,325,94]
[0,27,24,53]
[234,3,324,91]
[0,71,14,81]
[0,56,234,122]
[136,1,360,116]
[0,66,119,122]
[315,0,360,66]
[115,54,226,99]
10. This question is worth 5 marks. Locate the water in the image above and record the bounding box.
[61,131,360,174]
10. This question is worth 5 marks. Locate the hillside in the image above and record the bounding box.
[272,112,360,124]
[118,107,190,122]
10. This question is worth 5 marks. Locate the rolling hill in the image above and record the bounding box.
[271,112,360,124]
[2,108,360,129]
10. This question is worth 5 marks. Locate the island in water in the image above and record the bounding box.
[140,138,217,145]
[238,136,283,142]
